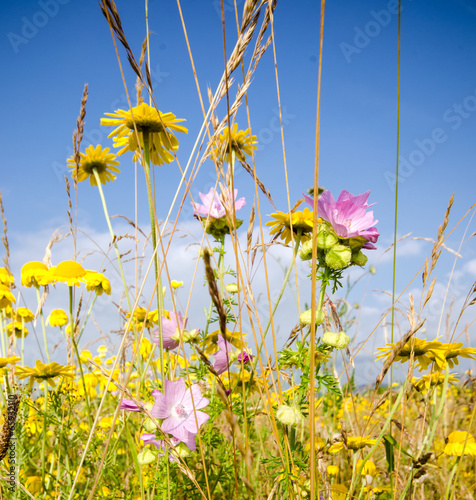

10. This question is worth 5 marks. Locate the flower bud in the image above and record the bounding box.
[143,417,157,433]
[321,331,351,350]
[369,265,376,275]
[352,250,368,267]
[299,309,325,325]
[315,224,338,250]
[347,236,367,251]
[276,404,304,427]
[325,244,351,270]
[182,328,200,343]
[225,283,239,294]
[137,448,157,465]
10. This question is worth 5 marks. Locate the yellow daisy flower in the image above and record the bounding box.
[444,431,476,457]
[48,309,69,327]
[376,337,445,371]
[84,271,111,295]
[16,360,75,389]
[21,261,50,287]
[0,284,15,309]
[266,208,315,245]
[412,371,458,392]
[48,260,87,287]
[101,102,187,166]
[13,307,35,323]
[329,436,376,453]
[0,268,14,286]
[210,123,257,163]
[25,476,43,495]
[357,459,377,476]
[6,321,29,338]
[0,355,21,368]
[68,144,120,186]
[327,465,339,476]
[432,342,476,369]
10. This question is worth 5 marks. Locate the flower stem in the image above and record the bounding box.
[92,169,133,315]
[36,286,51,362]
[444,457,460,500]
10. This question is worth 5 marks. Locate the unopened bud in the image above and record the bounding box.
[137,448,157,465]
[276,404,304,427]
[299,309,325,325]
[225,283,239,294]
[325,244,351,270]
[321,331,351,350]
[352,250,368,267]
[315,224,338,250]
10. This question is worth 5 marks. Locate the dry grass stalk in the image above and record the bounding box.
[375,319,425,390]
[72,84,88,180]
[0,394,20,462]
[135,35,150,105]
[0,192,10,271]
[246,202,255,255]
[202,248,227,338]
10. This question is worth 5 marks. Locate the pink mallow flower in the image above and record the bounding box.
[192,187,245,219]
[151,378,209,450]
[213,335,252,375]
[152,311,186,350]
[305,189,379,249]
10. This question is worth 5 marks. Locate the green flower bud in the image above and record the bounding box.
[321,331,351,350]
[315,224,338,250]
[137,448,157,465]
[347,236,367,251]
[298,239,313,261]
[225,283,239,294]
[175,442,191,458]
[143,417,157,433]
[276,404,304,427]
[352,250,368,267]
[206,217,243,239]
[369,265,376,275]
[299,309,325,325]
[325,244,352,270]
[182,328,200,343]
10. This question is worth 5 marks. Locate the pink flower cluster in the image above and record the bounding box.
[305,189,379,249]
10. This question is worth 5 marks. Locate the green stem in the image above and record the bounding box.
[254,230,302,364]
[36,286,50,362]
[41,382,48,491]
[141,132,169,498]
[68,286,93,429]
[92,169,133,314]
[444,457,460,500]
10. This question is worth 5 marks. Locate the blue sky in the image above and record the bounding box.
[1,0,475,379]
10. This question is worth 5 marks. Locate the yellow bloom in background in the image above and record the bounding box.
[412,371,458,392]
[0,267,14,286]
[101,102,188,166]
[133,337,153,358]
[67,144,120,186]
[357,459,377,476]
[77,373,99,398]
[48,309,69,327]
[432,342,476,369]
[444,431,476,457]
[84,271,111,295]
[126,307,154,330]
[329,436,376,453]
[171,280,183,289]
[329,484,348,500]
[0,355,21,368]
[376,337,445,371]
[48,260,87,287]
[210,123,257,163]
[6,321,29,338]
[0,284,15,309]
[16,360,75,389]
[327,465,339,476]
[25,476,43,495]
[205,328,247,354]
[97,345,108,358]
[13,307,35,322]
[266,208,315,245]
[21,261,50,287]
[80,350,92,363]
